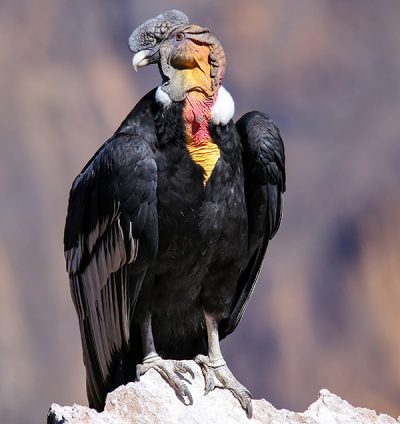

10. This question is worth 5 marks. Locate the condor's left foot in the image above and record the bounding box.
[195,313,253,418]
[195,354,253,418]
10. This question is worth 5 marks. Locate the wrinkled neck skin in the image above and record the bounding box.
[183,89,217,147]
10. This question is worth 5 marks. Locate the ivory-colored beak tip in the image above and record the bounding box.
[132,50,152,72]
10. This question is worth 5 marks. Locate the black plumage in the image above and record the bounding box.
[64,11,285,415]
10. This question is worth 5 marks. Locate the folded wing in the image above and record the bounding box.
[64,132,157,409]
[220,111,286,337]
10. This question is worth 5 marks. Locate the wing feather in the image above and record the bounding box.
[64,132,157,409]
[220,111,286,337]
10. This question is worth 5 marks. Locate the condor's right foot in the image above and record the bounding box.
[136,353,194,404]
[138,313,194,404]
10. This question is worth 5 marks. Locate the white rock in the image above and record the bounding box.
[48,361,399,424]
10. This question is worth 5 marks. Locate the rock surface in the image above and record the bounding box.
[48,361,399,424]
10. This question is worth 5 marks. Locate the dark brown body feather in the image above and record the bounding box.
[64,88,285,410]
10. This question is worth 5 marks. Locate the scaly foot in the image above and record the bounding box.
[195,354,253,418]
[136,353,195,404]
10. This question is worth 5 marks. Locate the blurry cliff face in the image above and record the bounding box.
[1,1,400,423]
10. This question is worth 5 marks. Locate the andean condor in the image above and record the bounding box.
[64,10,285,418]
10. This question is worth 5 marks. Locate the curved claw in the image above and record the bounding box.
[174,362,195,379]
[204,367,215,395]
[182,384,193,405]
[245,399,253,419]
[169,376,192,406]
[229,387,253,417]
[195,355,216,395]
[135,364,142,381]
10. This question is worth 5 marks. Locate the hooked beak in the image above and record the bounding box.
[132,50,153,71]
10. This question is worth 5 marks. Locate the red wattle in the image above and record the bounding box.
[183,93,216,146]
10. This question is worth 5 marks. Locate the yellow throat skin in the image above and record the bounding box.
[186,138,220,183]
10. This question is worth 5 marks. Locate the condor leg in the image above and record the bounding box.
[136,312,194,404]
[195,312,253,418]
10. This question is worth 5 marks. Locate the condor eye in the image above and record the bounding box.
[175,32,184,41]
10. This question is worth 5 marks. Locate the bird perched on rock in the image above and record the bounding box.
[64,10,285,418]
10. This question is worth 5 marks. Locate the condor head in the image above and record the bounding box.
[129,10,189,70]
[129,11,226,102]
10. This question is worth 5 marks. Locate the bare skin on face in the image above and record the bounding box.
[178,40,221,183]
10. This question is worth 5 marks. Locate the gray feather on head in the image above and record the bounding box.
[129,10,189,54]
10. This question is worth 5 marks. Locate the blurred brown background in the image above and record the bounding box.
[1,1,400,423]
